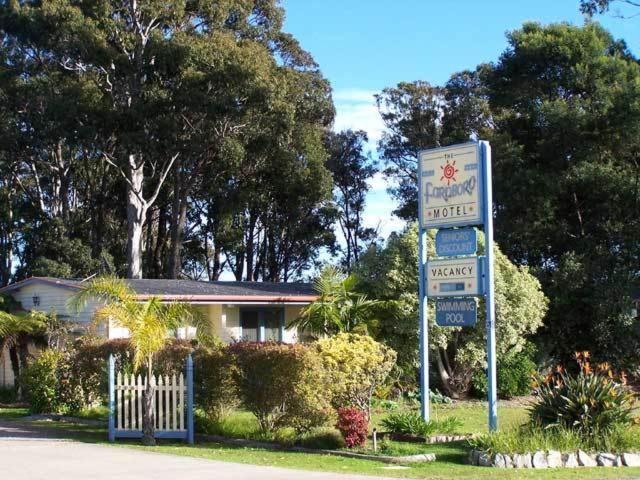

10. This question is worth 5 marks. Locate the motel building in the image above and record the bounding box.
[0,277,318,387]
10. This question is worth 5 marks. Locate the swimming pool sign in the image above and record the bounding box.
[426,256,484,297]
[420,143,483,228]
[435,298,477,327]
[435,227,477,257]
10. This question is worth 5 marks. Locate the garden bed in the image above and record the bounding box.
[468,449,640,468]
[197,433,436,464]
[377,431,472,444]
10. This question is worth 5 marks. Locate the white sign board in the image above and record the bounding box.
[426,256,483,297]
[419,143,483,228]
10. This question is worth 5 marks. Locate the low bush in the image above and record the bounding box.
[193,344,238,422]
[380,412,463,437]
[21,350,83,414]
[298,429,346,450]
[230,341,332,434]
[470,424,640,455]
[472,346,536,399]
[316,333,396,415]
[0,386,16,404]
[336,406,368,448]
[529,352,636,434]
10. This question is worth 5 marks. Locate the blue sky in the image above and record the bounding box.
[281,0,640,240]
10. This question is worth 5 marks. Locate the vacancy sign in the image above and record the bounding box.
[426,256,483,297]
[420,143,483,228]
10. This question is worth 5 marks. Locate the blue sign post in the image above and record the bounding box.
[418,141,497,431]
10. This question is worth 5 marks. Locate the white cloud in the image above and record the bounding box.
[332,88,385,145]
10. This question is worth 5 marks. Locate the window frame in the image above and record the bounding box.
[239,307,285,342]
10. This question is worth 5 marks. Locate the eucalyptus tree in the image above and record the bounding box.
[1,0,311,279]
[325,130,378,272]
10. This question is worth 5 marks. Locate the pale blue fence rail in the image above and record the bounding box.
[108,354,194,443]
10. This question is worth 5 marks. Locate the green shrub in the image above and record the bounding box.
[21,350,59,413]
[470,424,640,455]
[315,333,396,414]
[21,350,83,414]
[0,386,17,404]
[70,337,193,405]
[430,389,453,404]
[380,412,463,437]
[229,341,332,434]
[529,352,636,434]
[472,347,536,399]
[298,429,346,450]
[193,344,238,422]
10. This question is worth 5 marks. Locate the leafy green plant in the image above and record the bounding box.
[0,386,16,404]
[316,333,396,416]
[298,429,346,450]
[194,344,238,423]
[430,389,452,404]
[472,346,536,399]
[470,424,640,455]
[230,342,332,434]
[529,352,636,434]
[289,266,380,337]
[21,349,83,414]
[380,412,463,437]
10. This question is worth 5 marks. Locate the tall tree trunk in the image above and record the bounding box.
[245,213,256,281]
[126,155,147,279]
[435,348,461,400]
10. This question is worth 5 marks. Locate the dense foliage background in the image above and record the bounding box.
[0,2,638,369]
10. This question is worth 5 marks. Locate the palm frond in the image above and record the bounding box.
[67,276,137,314]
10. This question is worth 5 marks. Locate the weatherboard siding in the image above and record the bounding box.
[11,283,103,330]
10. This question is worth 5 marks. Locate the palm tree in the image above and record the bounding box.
[0,310,47,397]
[70,277,203,446]
[290,266,379,337]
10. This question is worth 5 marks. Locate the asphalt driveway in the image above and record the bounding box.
[0,421,394,480]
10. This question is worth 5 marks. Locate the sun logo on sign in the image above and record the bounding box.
[440,159,458,185]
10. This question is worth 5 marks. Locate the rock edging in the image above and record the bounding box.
[468,449,640,468]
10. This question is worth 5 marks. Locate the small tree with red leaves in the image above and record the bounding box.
[336,406,368,448]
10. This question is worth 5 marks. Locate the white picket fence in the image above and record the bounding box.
[114,373,185,432]
[108,354,194,442]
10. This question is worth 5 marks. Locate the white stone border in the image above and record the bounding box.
[468,449,640,468]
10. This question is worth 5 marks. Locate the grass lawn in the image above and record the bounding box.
[3,403,640,479]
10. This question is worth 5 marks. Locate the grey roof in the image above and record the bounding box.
[120,279,316,297]
[0,277,316,300]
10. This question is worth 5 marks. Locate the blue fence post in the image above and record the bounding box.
[481,141,498,432]
[108,354,115,442]
[186,354,194,444]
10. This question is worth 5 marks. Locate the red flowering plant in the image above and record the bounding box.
[530,351,636,434]
[335,406,368,448]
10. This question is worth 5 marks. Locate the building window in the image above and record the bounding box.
[32,295,40,307]
[240,310,259,342]
[240,308,284,342]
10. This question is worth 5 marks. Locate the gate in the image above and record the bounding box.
[107,354,194,443]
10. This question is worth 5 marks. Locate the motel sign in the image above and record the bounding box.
[417,141,498,432]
